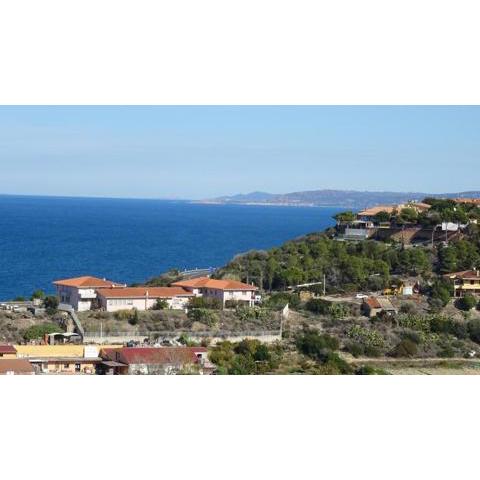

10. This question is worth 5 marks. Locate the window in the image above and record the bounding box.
[75,363,81,372]
[64,364,70,369]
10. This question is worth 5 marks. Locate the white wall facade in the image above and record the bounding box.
[99,295,191,312]
[56,285,97,311]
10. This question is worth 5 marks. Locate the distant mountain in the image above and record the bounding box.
[202,191,276,204]
[201,189,480,209]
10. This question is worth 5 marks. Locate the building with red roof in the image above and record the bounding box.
[99,346,211,375]
[96,286,194,312]
[53,276,126,311]
[0,359,35,375]
[0,344,17,358]
[172,276,259,307]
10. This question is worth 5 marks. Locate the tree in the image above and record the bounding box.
[23,323,60,341]
[152,298,168,310]
[334,211,356,224]
[373,211,391,223]
[457,294,477,312]
[31,289,46,300]
[128,308,139,325]
[43,296,59,314]
[398,207,418,224]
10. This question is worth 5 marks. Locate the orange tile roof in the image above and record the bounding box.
[53,276,125,288]
[96,286,194,299]
[359,202,430,217]
[365,297,382,309]
[454,198,480,205]
[172,276,258,291]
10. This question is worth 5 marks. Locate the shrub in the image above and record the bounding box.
[305,298,330,315]
[265,292,300,310]
[457,294,478,312]
[188,308,219,327]
[152,299,168,310]
[234,306,270,322]
[347,325,385,349]
[31,289,46,300]
[437,346,455,358]
[23,322,60,341]
[468,319,480,343]
[402,330,422,344]
[114,309,133,321]
[390,339,418,357]
[345,342,364,358]
[296,329,340,361]
[128,309,139,326]
[189,297,222,310]
[44,296,59,315]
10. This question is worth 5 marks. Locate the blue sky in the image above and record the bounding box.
[0,106,479,199]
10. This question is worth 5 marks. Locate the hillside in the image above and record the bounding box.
[203,189,480,209]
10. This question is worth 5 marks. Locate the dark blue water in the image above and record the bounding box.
[0,196,341,300]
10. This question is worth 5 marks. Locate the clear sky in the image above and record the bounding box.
[0,106,479,199]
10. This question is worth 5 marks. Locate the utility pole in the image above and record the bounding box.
[323,274,326,296]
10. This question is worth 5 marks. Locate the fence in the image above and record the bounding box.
[83,329,282,344]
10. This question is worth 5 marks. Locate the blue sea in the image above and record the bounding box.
[0,196,342,300]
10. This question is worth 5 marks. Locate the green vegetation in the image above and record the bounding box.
[31,289,46,300]
[209,339,282,374]
[215,233,433,292]
[23,322,61,341]
[43,296,59,315]
[152,299,169,310]
[187,308,219,327]
[189,297,222,310]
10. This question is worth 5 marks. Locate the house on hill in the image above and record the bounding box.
[54,276,126,311]
[172,277,259,307]
[96,286,195,312]
[362,297,397,318]
[444,270,480,297]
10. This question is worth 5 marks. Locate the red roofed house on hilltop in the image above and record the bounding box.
[172,276,259,307]
[53,276,126,311]
[96,286,195,312]
[99,346,212,375]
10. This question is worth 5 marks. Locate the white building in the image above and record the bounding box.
[172,277,258,307]
[96,286,195,312]
[53,276,126,312]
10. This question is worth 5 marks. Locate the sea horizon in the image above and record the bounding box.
[0,195,342,300]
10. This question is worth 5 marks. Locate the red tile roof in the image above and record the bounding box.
[96,286,194,299]
[172,277,258,291]
[53,276,125,288]
[365,297,382,309]
[444,270,480,280]
[102,347,207,366]
[0,345,17,355]
[0,359,34,375]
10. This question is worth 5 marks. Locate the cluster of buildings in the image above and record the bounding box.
[54,275,259,312]
[0,343,212,375]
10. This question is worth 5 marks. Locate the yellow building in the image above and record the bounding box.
[444,270,480,297]
[13,345,114,375]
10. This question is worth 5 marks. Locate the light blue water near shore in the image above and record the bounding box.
[0,196,342,300]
